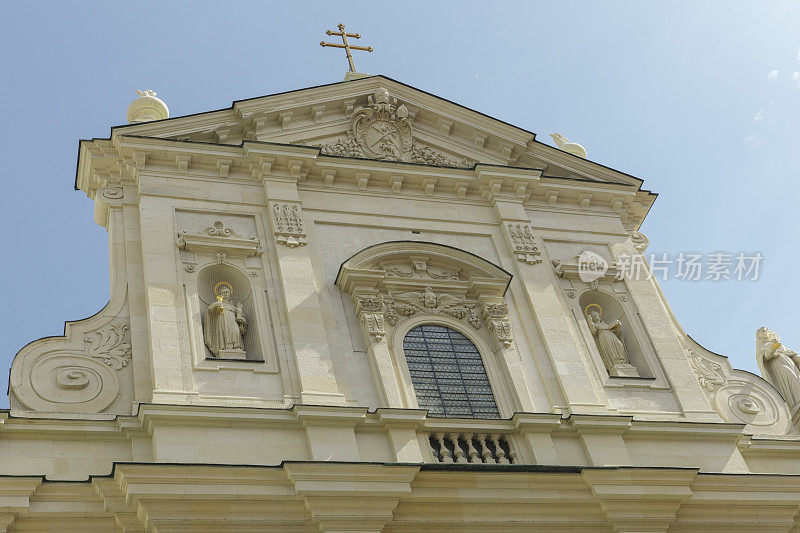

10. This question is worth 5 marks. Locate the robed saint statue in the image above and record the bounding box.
[585,304,639,377]
[203,282,247,359]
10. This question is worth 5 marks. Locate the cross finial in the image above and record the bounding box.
[320,22,373,73]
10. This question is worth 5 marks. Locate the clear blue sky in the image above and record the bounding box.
[1,2,798,408]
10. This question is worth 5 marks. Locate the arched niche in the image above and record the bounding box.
[578,289,653,378]
[197,263,263,362]
[336,241,525,414]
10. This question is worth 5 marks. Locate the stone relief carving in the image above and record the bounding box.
[84,322,132,370]
[11,318,132,414]
[316,87,473,168]
[383,259,460,280]
[355,297,386,342]
[352,88,412,161]
[203,282,247,359]
[584,304,639,378]
[505,223,542,264]
[337,243,515,352]
[385,287,482,330]
[270,201,307,247]
[319,137,472,168]
[756,327,800,411]
[686,346,788,430]
[409,144,471,168]
[176,216,260,257]
[688,350,726,392]
[482,304,513,348]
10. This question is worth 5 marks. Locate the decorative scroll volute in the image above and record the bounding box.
[336,242,515,348]
[10,319,132,414]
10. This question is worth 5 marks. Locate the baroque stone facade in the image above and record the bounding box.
[3,76,800,531]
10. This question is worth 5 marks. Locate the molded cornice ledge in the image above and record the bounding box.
[293,405,368,427]
[581,467,696,531]
[284,462,420,532]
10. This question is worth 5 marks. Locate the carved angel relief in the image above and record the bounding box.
[317,88,473,168]
[385,287,482,330]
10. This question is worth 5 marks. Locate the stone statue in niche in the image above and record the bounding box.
[756,327,800,410]
[203,282,247,360]
[585,304,639,378]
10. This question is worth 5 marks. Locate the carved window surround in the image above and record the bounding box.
[336,242,527,416]
[337,242,514,350]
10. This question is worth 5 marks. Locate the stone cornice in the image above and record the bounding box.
[76,135,656,229]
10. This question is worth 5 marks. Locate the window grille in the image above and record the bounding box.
[403,324,500,419]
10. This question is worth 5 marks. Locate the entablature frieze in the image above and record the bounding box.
[77,136,655,229]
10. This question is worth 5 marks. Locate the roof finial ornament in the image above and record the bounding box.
[126,89,169,124]
[550,133,587,159]
[320,23,374,81]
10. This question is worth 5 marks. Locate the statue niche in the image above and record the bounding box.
[203,281,247,360]
[196,263,261,362]
[584,303,639,378]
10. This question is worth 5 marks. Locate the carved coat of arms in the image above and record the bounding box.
[351,88,412,162]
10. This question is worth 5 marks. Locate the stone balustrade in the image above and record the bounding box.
[428,431,517,464]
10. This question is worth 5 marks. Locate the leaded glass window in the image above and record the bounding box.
[403,324,500,419]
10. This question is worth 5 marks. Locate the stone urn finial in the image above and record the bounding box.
[126,89,169,124]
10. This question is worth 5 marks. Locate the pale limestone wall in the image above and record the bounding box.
[4,79,800,513]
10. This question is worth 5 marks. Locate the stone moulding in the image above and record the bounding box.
[177,219,261,257]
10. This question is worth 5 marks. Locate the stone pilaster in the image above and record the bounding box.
[263,177,346,406]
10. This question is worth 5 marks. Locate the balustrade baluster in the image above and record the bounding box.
[434,432,453,463]
[477,434,495,464]
[490,434,509,464]
[506,437,518,464]
[449,433,467,463]
[463,433,480,463]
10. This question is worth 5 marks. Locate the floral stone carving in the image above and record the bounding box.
[84,322,132,370]
[688,350,726,392]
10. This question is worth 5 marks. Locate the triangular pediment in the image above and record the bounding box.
[110,76,642,186]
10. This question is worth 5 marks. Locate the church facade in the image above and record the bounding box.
[3,75,800,531]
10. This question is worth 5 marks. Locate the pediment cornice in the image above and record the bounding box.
[101,76,645,190]
[76,134,655,231]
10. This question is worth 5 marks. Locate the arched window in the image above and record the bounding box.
[403,324,500,419]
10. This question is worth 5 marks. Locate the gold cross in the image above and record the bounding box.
[320,23,373,73]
